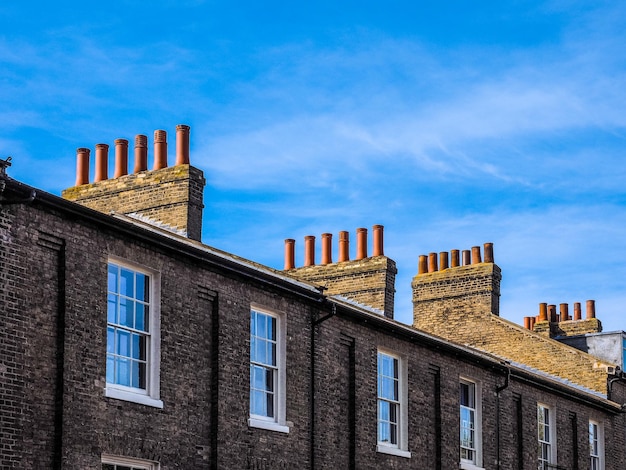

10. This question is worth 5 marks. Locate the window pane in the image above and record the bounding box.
[120,268,134,297]
[117,358,130,386]
[119,298,134,328]
[108,264,118,292]
[107,327,115,354]
[117,330,130,356]
[136,273,148,301]
[106,356,115,383]
[135,303,146,332]
[108,294,118,323]
[258,313,267,338]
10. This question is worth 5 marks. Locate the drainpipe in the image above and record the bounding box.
[496,365,511,470]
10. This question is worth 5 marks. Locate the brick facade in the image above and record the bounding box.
[2,155,626,469]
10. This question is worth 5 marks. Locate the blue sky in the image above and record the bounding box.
[2,1,626,330]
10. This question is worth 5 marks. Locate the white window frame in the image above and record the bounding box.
[459,378,483,470]
[104,258,162,409]
[101,454,159,469]
[589,420,604,470]
[376,349,411,458]
[248,306,289,434]
[537,403,556,469]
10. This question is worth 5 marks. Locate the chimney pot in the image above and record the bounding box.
[175,124,190,165]
[356,228,368,260]
[372,225,384,256]
[483,242,494,263]
[75,147,90,186]
[530,316,536,330]
[523,317,531,330]
[94,143,109,182]
[321,233,332,265]
[559,303,569,322]
[428,252,438,273]
[574,302,582,320]
[134,134,148,173]
[153,130,168,170]
[114,139,129,178]
[538,303,548,322]
[548,304,557,323]
[471,246,482,264]
[338,231,350,262]
[586,300,596,319]
[284,239,295,270]
[450,249,460,267]
[439,251,449,270]
[462,250,471,266]
[304,235,315,266]
[418,255,428,274]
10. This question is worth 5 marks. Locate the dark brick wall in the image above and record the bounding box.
[2,188,626,469]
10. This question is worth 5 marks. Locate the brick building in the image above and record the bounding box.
[1,126,625,469]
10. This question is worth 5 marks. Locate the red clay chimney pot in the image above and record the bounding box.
[418,255,428,275]
[428,252,438,273]
[574,302,582,320]
[134,134,148,173]
[153,130,168,170]
[548,304,557,323]
[439,251,449,270]
[538,303,548,322]
[483,242,494,263]
[75,147,90,186]
[338,231,349,262]
[94,143,109,182]
[586,300,596,319]
[114,139,129,178]
[321,233,332,265]
[175,124,190,165]
[284,239,295,270]
[471,246,482,264]
[462,250,471,266]
[372,225,384,256]
[559,303,569,322]
[304,235,316,267]
[450,249,460,268]
[356,228,368,260]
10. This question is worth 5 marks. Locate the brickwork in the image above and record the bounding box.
[313,311,626,469]
[287,256,397,318]
[61,164,205,241]
[3,174,626,469]
[413,262,615,395]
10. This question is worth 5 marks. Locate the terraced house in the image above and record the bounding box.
[1,125,625,469]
